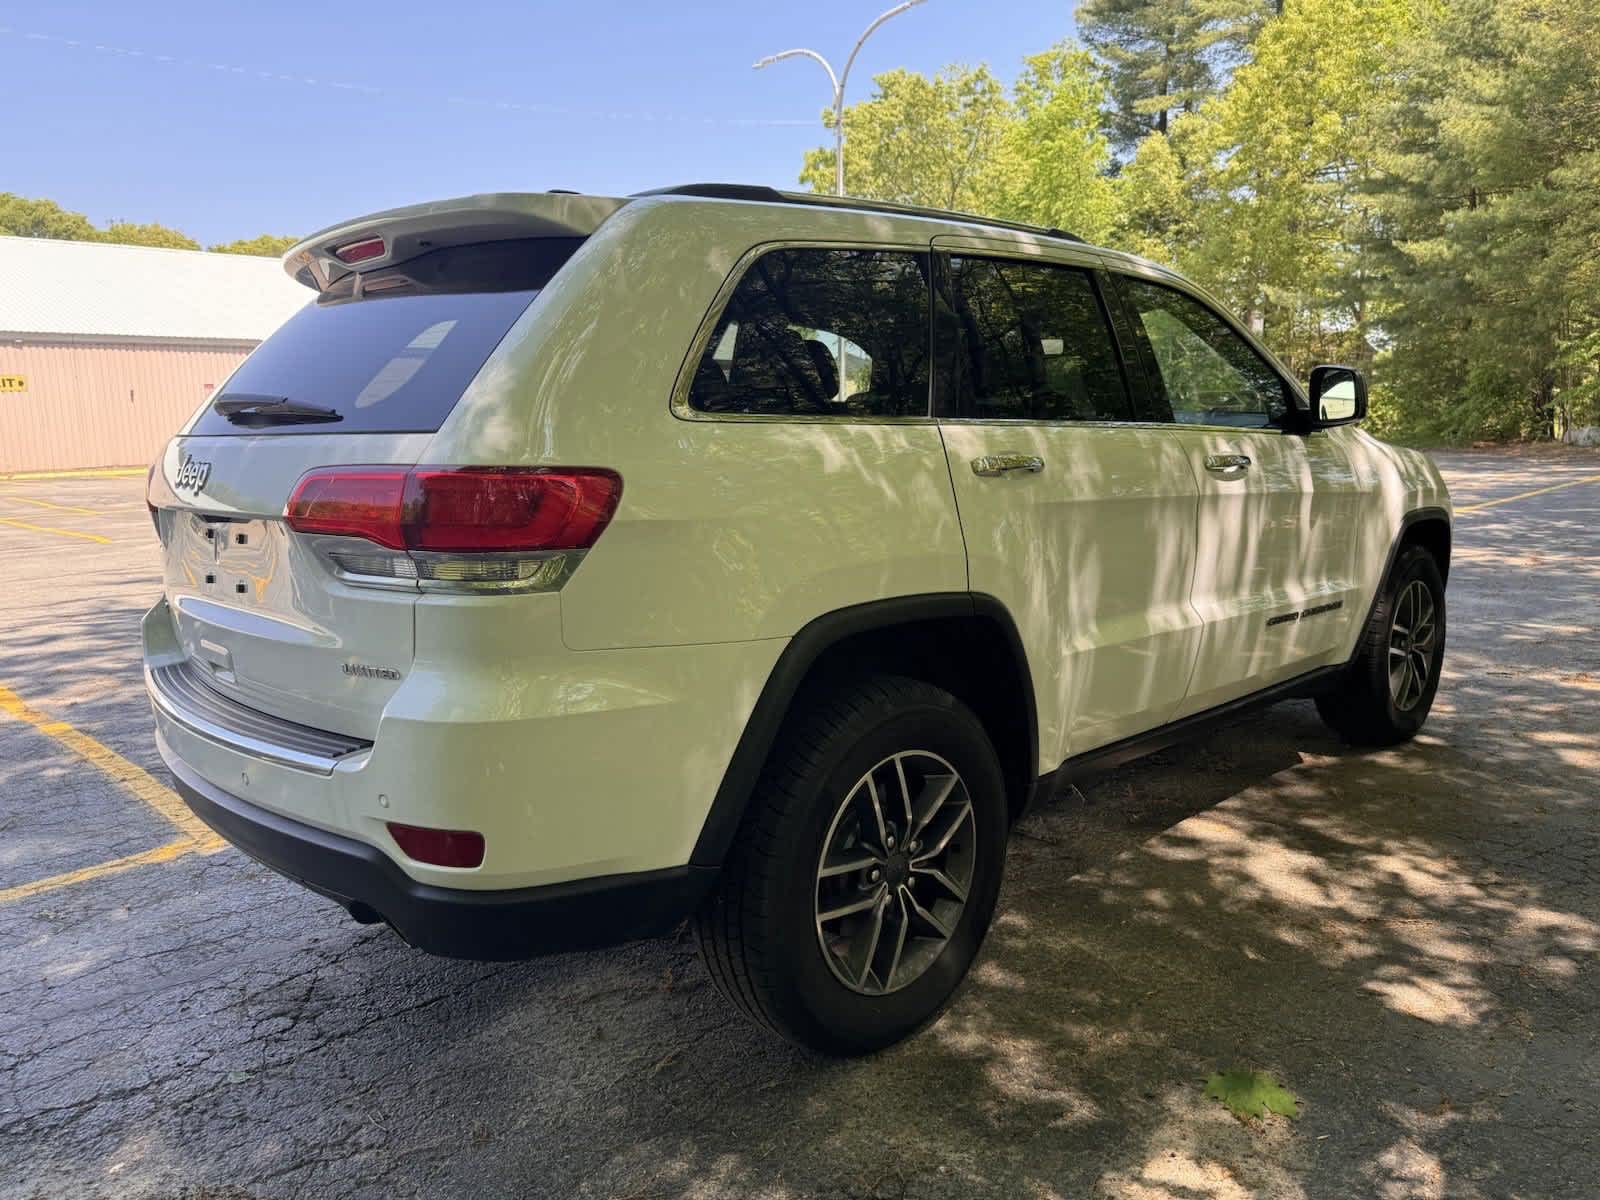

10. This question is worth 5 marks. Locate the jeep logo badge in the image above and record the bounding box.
[174,455,212,494]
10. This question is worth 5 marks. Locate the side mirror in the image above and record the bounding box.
[1307,364,1367,428]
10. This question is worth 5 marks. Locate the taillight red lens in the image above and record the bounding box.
[407,468,621,552]
[387,822,485,868]
[333,235,385,264]
[284,468,410,549]
[284,466,622,553]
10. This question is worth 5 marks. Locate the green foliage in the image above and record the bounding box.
[99,221,200,251]
[1173,0,1417,377]
[992,45,1118,243]
[209,234,299,257]
[1204,1069,1300,1120]
[0,193,99,241]
[1076,0,1272,152]
[1362,0,1600,442]
[800,65,1013,211]
[798,47,1114,239]
[802,0,1597,443]
[0,192,202,251]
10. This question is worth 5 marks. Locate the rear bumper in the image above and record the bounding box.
[166,755,717,961]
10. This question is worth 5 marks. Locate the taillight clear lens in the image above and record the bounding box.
[284,466,622,593]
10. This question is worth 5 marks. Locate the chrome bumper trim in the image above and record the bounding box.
[145,659,371,776]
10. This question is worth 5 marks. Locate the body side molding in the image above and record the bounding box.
[1029,504,1453,807]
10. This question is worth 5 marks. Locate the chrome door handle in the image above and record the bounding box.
[971,454,1045,477]
[1203,453,1252,474]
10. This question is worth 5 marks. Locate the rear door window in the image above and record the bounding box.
[188,238,581,436]
[687,248,931,418]
[937,256,1132,422]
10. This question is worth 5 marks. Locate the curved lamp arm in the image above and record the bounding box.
[752,48,840,98]
[838,0,927,99]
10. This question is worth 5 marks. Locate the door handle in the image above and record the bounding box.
[1203,453,1252,475]
[971,453,1045,477]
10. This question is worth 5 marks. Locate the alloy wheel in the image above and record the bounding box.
[1388,578,1438,712]
[813,750,977,996]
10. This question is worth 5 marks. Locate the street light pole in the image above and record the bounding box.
[754,0,928,198]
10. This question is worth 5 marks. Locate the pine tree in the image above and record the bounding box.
[1363,0,1600,440]
[1075,0,1272,154]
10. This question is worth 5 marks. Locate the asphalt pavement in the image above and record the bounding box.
[1,448,1596,1199]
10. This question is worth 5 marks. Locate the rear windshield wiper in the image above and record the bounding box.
[213,393,343,426]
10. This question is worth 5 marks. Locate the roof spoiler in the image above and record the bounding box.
[281,192,628,291]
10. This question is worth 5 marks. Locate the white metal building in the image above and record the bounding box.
[0,237,308,473]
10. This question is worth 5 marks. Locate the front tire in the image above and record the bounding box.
[1317,544,1447,745]
[695,674,1008,1055]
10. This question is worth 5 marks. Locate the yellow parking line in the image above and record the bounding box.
[0,683,224,855]
[1,495,102,516]
[0,839,200,905]
[1455,472,1600,513]
[0,515,112,544]
[0,466,146,481]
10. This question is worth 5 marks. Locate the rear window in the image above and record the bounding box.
[188,238,581,436]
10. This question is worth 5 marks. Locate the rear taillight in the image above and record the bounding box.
[387,822,485,869]
[406,468,620,552]
[284,468,410,549]
[284,465,622,593]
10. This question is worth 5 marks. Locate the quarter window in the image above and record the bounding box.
[688,248,931,417]
[939,257,1132,422]
[1119,278,1289,428]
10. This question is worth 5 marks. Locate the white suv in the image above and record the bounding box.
[144,186,1451,1054]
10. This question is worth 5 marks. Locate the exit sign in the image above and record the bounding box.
[0,375,25,393]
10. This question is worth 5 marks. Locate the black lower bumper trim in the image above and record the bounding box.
[166,757,717,962]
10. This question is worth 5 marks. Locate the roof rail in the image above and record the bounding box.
[635,183,1085,245]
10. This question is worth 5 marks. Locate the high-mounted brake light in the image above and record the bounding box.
[284,466,623,593]
[332,234,386,264]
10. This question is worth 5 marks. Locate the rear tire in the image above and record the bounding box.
[1316,544,1446,745]
[695,674,1008,1055]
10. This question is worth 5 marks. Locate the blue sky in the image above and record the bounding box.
[6,1,1077,247]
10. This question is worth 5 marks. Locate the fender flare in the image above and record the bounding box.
[1355,506,1452,637]
[688,592,1037,868]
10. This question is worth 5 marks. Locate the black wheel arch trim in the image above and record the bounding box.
[689,592,1038,869]
[1360,506,1451,632]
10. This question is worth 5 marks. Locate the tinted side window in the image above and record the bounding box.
[1120,278,1289,428]
[940,257,1131,422]
[688,248,930,418]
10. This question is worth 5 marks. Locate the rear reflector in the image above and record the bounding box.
[387,822,485,869]
[285,466,622,554]
[333,235,386,264]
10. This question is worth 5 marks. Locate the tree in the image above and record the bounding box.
[799,65,1012,211]
[1162,0,1416,376]
[1363,0,1600,441]
[1076,0,1272,154]
[1110,119,1199,263]
[99,221,201,250]
[991,43,1118,242]
[0,193,99,241]
[209,234,299,257]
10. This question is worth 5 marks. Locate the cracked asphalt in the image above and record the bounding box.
[2,447,1597,1199]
